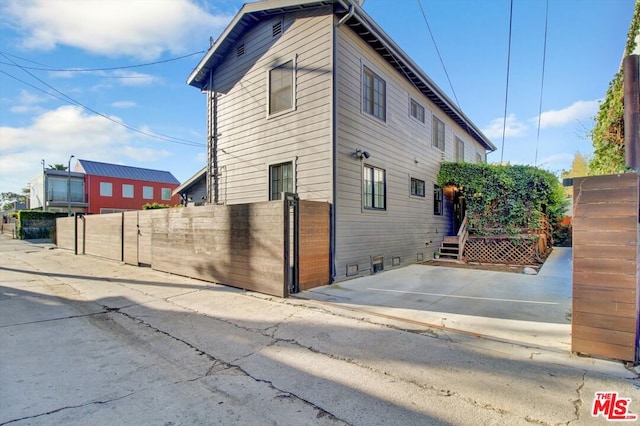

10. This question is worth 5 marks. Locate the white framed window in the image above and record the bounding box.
[100,182,112,197]
[161,188,171,201]
[476,152,484,163]
[268,59,295,116]
[434,185,443,215]
[410,178,425,197]
[143,186,153,199]
[433,116,445,151]
[410,98,425,123]
[363,165,386,210]
[363,66,386,121]
[456,137,465,162]
[122,184,134,198]
[269,162,293,200]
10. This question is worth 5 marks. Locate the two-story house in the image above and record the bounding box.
[30,160,180,214]
[187,0,496,282]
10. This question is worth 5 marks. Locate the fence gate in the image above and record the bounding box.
[572,173,639,363]
[284,193,299,295]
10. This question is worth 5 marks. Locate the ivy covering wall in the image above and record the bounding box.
[437,162,565,237]
[589,0,640,174]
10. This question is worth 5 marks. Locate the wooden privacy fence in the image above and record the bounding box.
[572,173,639,363]
[56,199,330,297]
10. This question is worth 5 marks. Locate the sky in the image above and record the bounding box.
[0,0,635,196]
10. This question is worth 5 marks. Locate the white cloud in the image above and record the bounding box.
[1,0,234,60]
[535,99,600,129]
[0,105,172,192]
[111,100,137,109]
[481,114,528,139]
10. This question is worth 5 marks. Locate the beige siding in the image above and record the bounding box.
[210,7,334,205]
[333,24,486,281]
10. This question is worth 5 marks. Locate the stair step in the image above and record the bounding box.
[440,247,458,254]
[442,242,459,248]
[443,236,458,243]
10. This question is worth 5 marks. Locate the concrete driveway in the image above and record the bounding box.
[299,247,573,351]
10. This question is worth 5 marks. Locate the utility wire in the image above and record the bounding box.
[0,54,204,148]
[500,0,514,164]
[534,0,549,167]
[0,51,205,72]
[416,0,461,108]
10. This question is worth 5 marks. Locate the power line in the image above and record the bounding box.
[416,0,461,108]
[0,54,205,148]
[0,51,205,72]
[534,0,549,167]
[500,0,514,164]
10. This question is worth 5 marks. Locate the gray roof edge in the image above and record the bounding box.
[172,166,207,196]
[188,0,496,152]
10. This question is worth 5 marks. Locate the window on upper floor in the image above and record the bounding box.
[269,60,294,115]
[363,165,386,210]
[410,98,425,123]
[122,184,134,198]
[143,186,153,199]
[363,66,386,121]
[433,185,443,215]
[456,137,465,162]
[433,116,445,151]
[161,188,171,201]
[410,178,425,197]
[270,162,293,200]
[100,182,112,197]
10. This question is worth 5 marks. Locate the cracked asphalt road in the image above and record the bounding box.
[0,235,638,425]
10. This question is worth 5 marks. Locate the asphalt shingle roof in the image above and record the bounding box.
[77,159,179,184]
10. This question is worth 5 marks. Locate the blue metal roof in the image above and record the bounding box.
[77,159,179,184]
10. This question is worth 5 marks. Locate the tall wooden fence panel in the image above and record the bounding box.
[137,210,154,266]
[150,202,286,297]
[56,217,75,250]
[123,211,138,266]
[83,213,123,262]
[299,201,330,291]
[572,173,639,363]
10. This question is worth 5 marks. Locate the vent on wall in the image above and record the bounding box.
[272,21,282,37]
[392,257,400,266]
[237,44,245,57]
[372,256,384,274]
[346,264,359,277]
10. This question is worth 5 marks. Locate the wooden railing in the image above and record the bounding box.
[456,212,468,260]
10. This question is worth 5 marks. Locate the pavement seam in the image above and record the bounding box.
[102,305,351,425]
[0,393,135,426]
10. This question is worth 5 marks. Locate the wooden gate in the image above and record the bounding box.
[572,173,639,363]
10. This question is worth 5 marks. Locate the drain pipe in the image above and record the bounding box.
[329,2,354,283]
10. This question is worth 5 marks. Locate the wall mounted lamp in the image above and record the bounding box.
[354,149,370,160]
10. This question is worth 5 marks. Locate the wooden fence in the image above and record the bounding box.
[572,173,639,363]
[56,200,330,297]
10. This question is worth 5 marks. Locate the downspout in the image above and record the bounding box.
[329,3,354,283]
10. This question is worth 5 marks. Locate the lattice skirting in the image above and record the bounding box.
[464,236,539,265]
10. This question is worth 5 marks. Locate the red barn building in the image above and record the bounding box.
[75,159,180,214]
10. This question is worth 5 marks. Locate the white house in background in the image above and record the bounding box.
[187,0,496,282]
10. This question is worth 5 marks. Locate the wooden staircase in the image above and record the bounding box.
[437,213,468,261]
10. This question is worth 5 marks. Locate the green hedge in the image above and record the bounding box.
[16,211,67,239]
[437,162,566,237]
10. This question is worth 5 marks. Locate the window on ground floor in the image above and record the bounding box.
[364,165,386,210]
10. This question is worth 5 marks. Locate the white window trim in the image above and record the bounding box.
[409,97,425,124]
[360,61,387,124]
[142,186,154,200]
[161,188,172,201]
[100,182,112,197]
[362,163,386,212]
[266,157,297,201]
[409,176,426,199]
[266,55,297,118]
[432,114,445,152]
[455,136,465,162]
[122,184,134,199]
